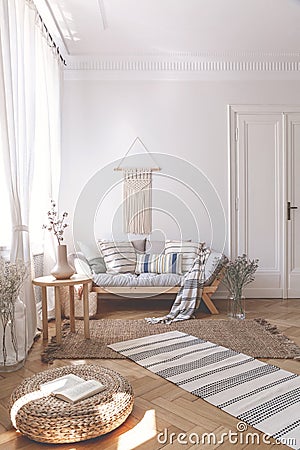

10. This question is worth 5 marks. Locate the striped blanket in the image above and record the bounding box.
[145,248,210,324]
[109,331,300,449]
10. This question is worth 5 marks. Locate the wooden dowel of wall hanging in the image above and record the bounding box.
[114,167,161,171]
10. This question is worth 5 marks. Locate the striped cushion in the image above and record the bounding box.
[136,253,182,275]
[98,241,136,274]
[165,241,205,273]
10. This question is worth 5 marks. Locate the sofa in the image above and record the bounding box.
[68,239,227,316]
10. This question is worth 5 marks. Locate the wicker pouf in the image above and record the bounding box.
[9,364,134,444]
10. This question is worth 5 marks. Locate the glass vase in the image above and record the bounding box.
[227,295,246,320]
[0,296,27,372]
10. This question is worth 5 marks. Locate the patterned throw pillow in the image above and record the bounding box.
[98,241,137,274]
[165,241,205,273]
[136,253,182,275]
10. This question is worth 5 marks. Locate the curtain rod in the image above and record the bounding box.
[37,13,67,66]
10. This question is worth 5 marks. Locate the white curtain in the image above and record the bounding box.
[32,10,62,320]
[0,0,37,351]
[0,0,62,348]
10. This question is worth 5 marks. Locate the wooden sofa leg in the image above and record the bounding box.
[202,292,219,315]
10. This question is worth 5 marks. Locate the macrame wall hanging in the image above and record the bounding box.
[123,169,152,234]
[114,137,160,234]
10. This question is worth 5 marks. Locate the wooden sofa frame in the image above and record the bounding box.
[92,271,223,315]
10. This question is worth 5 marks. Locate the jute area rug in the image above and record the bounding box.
[42,318,300,363]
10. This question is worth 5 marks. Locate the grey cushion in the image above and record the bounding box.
[89,257,107,274]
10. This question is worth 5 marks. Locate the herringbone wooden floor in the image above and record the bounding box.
[1,297,300,449]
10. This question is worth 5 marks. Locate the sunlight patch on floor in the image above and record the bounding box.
[71,360,88,365]
[10,390,45,428]
[117,409,157,450]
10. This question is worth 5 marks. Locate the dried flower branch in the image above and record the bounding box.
[223,254,259,299]
[43,200,69,246]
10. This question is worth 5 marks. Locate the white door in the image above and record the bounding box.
[286,113,300,297]
[230,111,284,298]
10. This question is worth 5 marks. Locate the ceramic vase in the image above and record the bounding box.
[51,245,74,280]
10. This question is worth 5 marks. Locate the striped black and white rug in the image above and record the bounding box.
[109,331,300,449]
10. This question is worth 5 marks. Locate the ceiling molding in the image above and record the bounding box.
[65,53,300,73]
[65,50,300,58]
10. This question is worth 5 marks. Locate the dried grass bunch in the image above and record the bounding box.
[223,254,259,298]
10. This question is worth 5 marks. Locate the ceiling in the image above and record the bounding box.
[35,0,300,60]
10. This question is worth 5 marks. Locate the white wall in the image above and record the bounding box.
[61,78,300,255]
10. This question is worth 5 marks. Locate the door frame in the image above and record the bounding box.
[228,104,300,299]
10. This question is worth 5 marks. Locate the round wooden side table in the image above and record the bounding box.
[32,274,92,343]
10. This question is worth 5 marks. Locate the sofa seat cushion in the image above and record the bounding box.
[136,273,182,286]
[93,272,182,288]
[93,273,138,287]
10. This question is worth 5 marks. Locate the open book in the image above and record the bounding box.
[40,373,106,404]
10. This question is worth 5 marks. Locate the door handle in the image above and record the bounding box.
[287,201,298,220]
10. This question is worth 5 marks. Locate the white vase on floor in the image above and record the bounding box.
[0,296,27,372]
[51,245,74,280]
